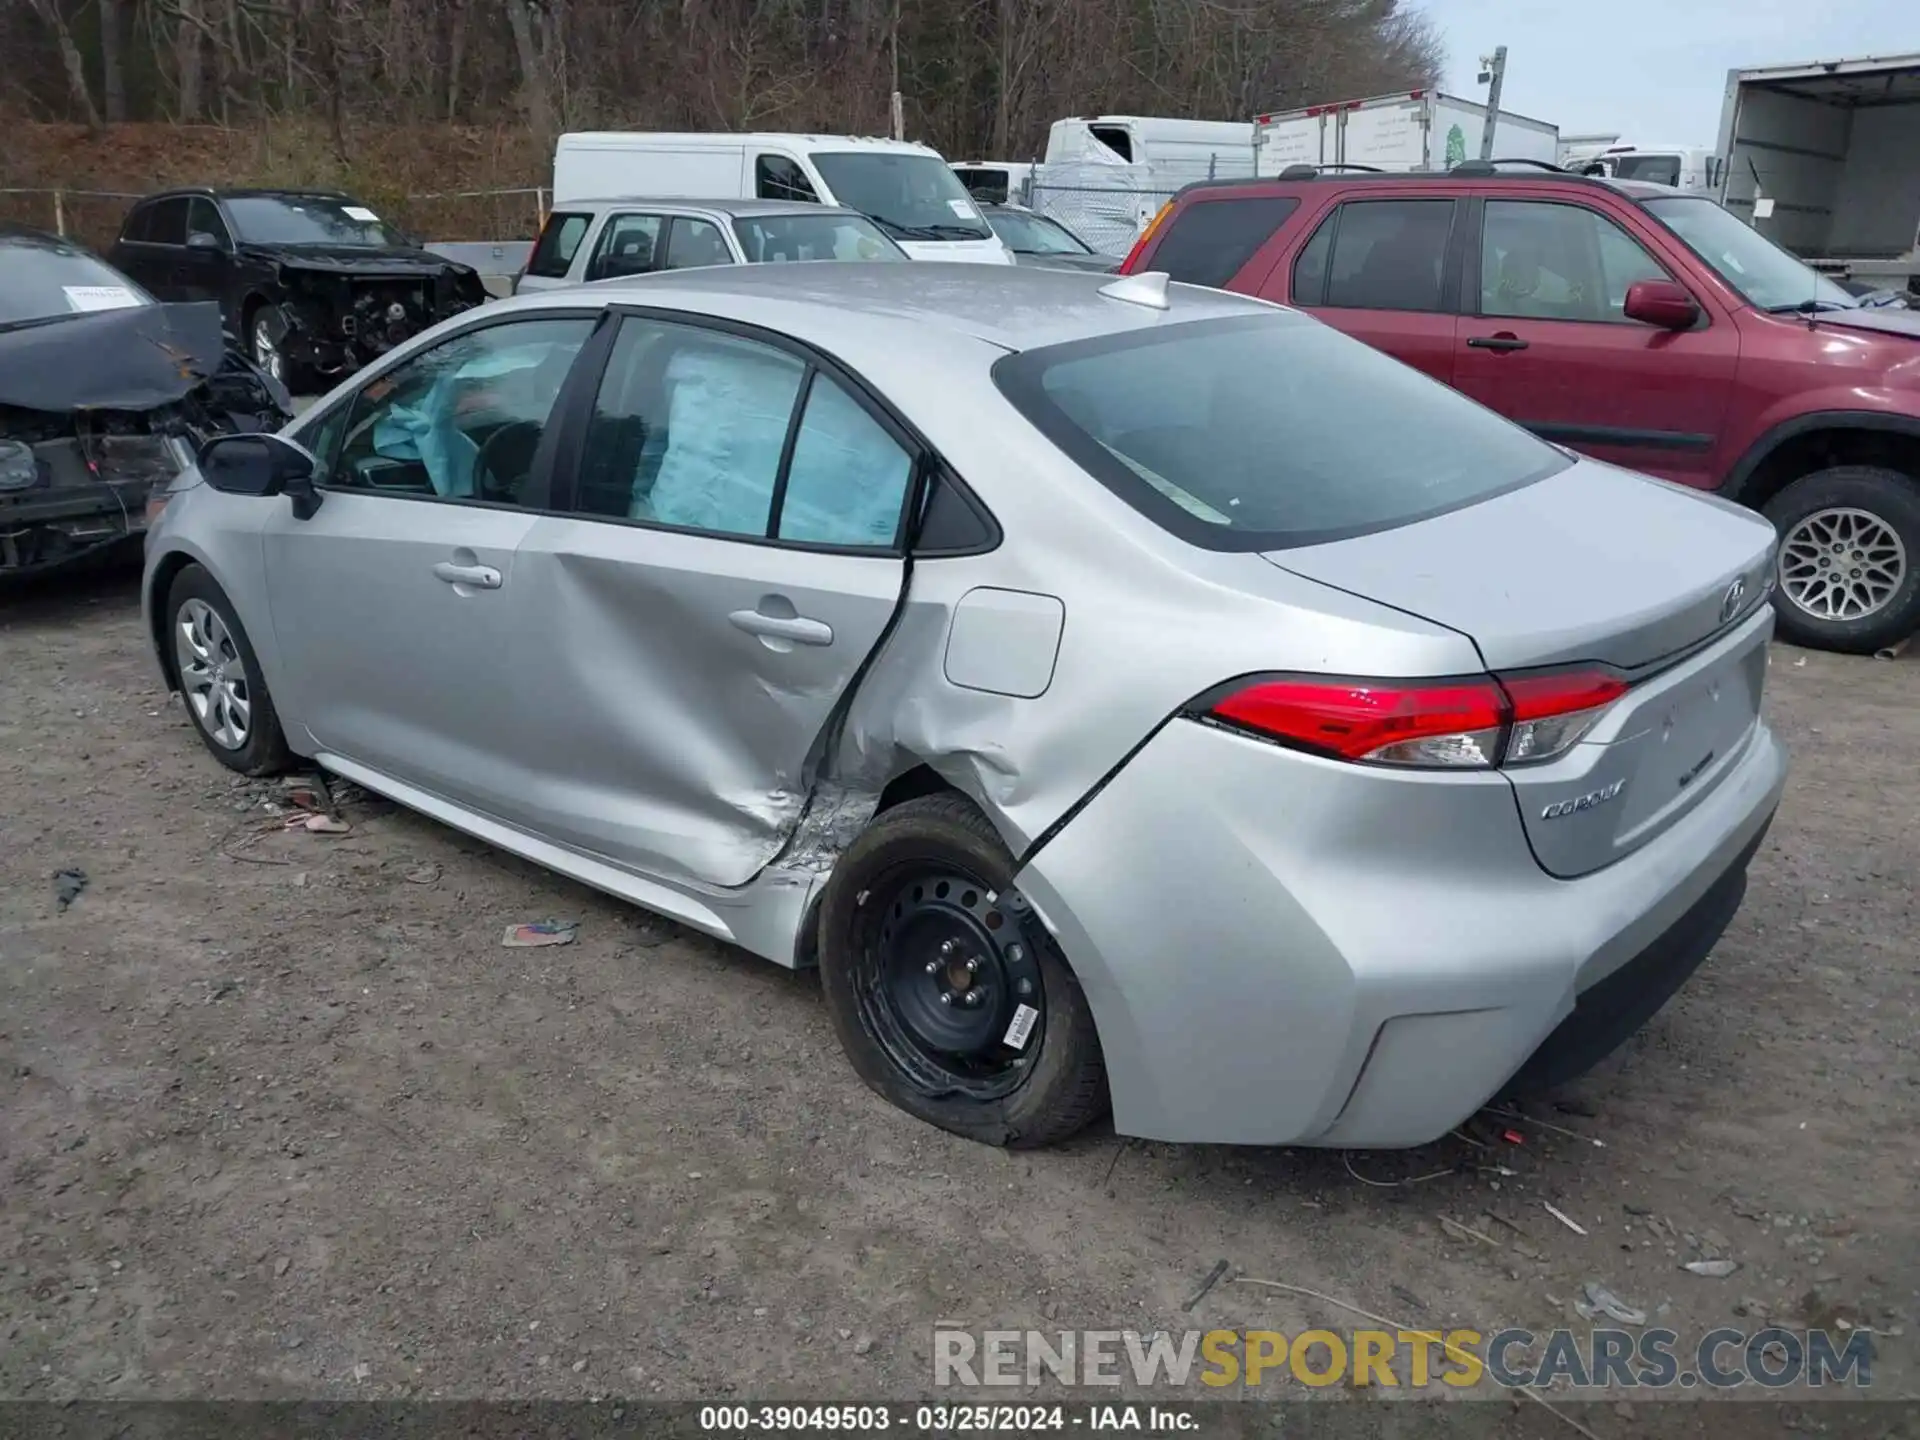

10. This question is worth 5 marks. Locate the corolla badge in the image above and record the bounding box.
[1720,577,1747,624]
[1541,778,1625,820]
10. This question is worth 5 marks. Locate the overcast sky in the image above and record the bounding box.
[1419,0,1915,143]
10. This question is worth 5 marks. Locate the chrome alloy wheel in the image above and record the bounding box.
[175,597,251,749]
[251,314,285,387]
[1777,506,1907,622]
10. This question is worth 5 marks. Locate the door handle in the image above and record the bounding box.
[1467,334,1530,352]
[432,561,502,589]
[728,609,833,646]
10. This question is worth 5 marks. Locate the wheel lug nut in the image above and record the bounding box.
[964,992,981,1006]
[938,992,952,1006]
[925,960,938,974]
[965,956,979,972]
[940,940,954,955]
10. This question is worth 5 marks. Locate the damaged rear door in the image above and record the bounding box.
[510,310,918,889]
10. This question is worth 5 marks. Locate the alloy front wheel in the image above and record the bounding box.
[175,596,251,750]
[251,313,285,388]
[164,564,291,776]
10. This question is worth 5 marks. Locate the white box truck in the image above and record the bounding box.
[1715,53,1920,290]
[1255,90,1558,175]
[552,132,1012,264]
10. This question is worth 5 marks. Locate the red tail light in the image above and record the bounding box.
[1202,667,1630,770]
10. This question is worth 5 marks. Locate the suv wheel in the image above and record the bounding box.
[1764,465,1920,654]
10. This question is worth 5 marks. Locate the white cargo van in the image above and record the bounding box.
[552,132,1012,265]
[1043,116,1258,182]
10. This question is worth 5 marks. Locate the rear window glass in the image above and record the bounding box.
[526,212,591,278]
[992,314,1568,551]
[1148,196,1298,288]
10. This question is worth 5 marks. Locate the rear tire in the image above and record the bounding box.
[166,563,292,777]
[1763,465,1920,654]
[817,794,1108,1149]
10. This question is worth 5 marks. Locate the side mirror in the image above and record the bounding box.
[198,432,324,519]
[1623,280,1700,331]
[186,230,223,250]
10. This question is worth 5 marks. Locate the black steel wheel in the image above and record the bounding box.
[818,793,1107,1148]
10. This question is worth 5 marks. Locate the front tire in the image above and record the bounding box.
[1764,466,1920,653]
[817,794,1108,1148]
[166,564,292,776]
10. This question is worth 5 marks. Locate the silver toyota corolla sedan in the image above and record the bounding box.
[142,263,1788,1150]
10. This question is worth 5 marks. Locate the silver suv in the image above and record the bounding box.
[515,197,907,293]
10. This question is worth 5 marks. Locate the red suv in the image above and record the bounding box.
[1120,167,1920,654]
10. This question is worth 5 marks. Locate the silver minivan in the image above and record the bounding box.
[515,197,906,294]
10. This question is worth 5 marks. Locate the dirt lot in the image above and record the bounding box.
[1,559,1915,1416]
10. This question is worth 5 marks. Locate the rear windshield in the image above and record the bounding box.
[810,152,994,242]
[993,314,1569,551]
[731,213,906,263]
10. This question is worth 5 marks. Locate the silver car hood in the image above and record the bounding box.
[1262,457,1777,672]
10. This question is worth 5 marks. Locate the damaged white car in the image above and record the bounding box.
[143,264,1785,1150]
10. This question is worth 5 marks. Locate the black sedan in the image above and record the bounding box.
[979,204,1117,272]
[0,224,289,576]
[108,188,488,387]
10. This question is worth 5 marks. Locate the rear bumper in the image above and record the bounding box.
[1014,709,1787,1148]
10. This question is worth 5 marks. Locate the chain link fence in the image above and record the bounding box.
[1026,182,1176,258]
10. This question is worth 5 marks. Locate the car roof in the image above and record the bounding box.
[1172,168,1679,205]
[557,196,870,218]
[515,260,1280,355]
[137,187,354,202]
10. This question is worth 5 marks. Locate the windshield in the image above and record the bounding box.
[225,195,407,248]
[809,153,993,242]
[732,213,907,263]
[994,314,1569,551]
[986,209,1091,255]
[1644,196,1856,312]
[0,235,150,329]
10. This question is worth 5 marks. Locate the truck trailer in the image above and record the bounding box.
[1255,90,1558,175]
[1715,52,1920,290]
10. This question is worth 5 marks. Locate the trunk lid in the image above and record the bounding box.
[1265,458,1775,672]
[1266,458,1778,877]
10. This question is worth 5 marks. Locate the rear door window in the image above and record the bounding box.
[1148,196,1299,288]
[992,313,1566,551]
[525,212,591,278]
[1322,199,1456,312]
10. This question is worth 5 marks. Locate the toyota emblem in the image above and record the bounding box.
[1720,576,1747,624]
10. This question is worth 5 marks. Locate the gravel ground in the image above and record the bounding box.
[0,560,1914,1419]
